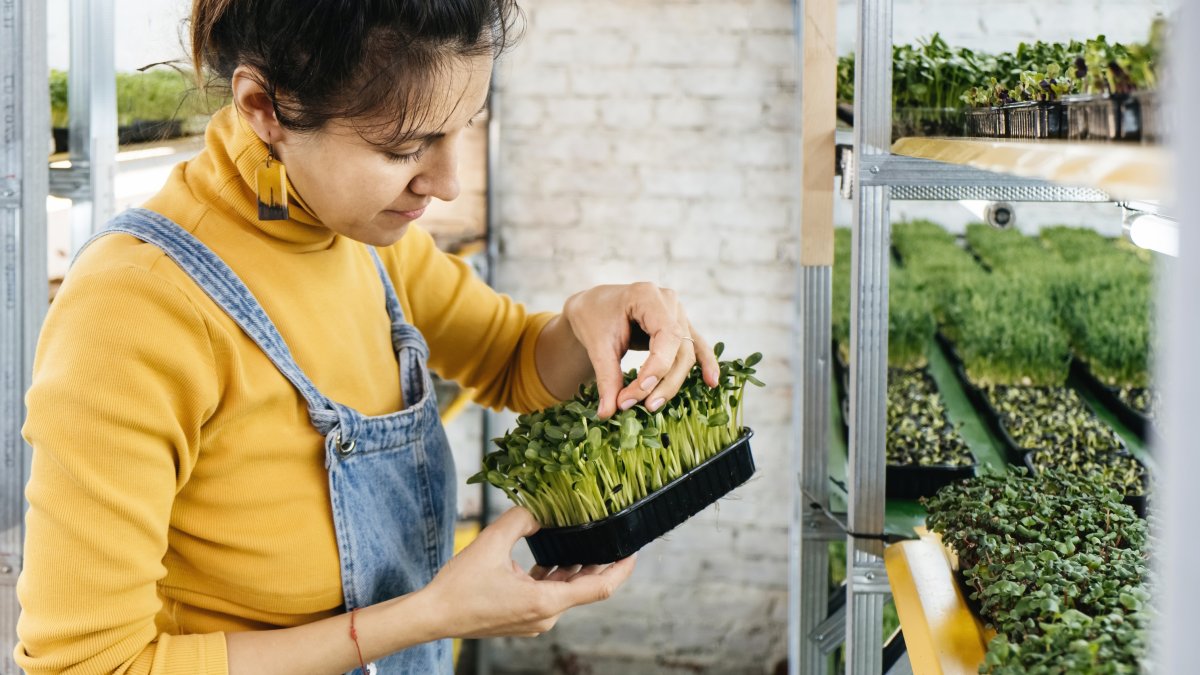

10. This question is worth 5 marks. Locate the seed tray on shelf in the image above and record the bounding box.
[833,345,978,501]
[1069,359,1153,440]
[937,334,1128,465]
[1023,450,1149,517]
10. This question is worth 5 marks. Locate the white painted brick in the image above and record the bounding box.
[743,167,795,199]
[499,227,556,260]
[534,133,615,163]
[658,263,720,296]
[598,98,655,128]
[653,96,708,129]
[746,1,799,32]
[680,66,784,97]
[540,166,638,197]
[608,132,707,167]
[636,33,741,67]
[498,195,581,228]
[501,96,544,129]
[602,228,671,261]
[579,197,687,229]
[535,32,636,67]
[744,32,797,67]
[493,261,566,296]
[719,232,780,263]
[502,65,569,95]
[641,168,746,199]
[551,228,614,259]
[571,259,644,287]
[708,98,769,131]
[545,97,600,126]
[657,3,756,34]
[665,234,719,263]
[685,197,792,230]
[530,1,637,32]
[569,66,679,97]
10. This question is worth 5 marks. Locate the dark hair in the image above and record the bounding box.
[191,0,520,145]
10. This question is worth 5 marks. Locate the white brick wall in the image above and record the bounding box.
[494,1,796,672]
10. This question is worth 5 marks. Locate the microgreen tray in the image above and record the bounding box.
[1062,94,1142,141]
[965,107,1007,138]
[1004,101,1065,139]
[886,462,977,501]
[832,344,977,500]
[524,430,756,566]
[939,335,1129,465]
[1070,359,1152,440]
[1023,451,1149,518]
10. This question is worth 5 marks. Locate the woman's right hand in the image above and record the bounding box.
[418,507,637,639]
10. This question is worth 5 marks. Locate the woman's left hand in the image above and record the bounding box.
[562,282,719,419]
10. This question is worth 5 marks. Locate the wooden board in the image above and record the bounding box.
[799,0,836,266]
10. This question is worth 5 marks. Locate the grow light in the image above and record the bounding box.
[1125,212,1178,257]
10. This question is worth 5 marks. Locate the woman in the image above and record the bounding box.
[15,1,719,673]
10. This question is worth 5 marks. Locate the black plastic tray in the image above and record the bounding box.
[936,333,1129,464]
[1023,451,1149,518]
[887,462,977,501]
[965,107,1007,138]
[832,345,977,500]
[1134,90,1164,144]
[1062,94,1141,141]
[1070,359,1152,440]
[525,430,756,566]
[948,359,1029,465]
[1005,101,1065,139]
[935,334,1024,464]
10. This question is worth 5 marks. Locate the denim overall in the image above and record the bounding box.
[83,208,456,674]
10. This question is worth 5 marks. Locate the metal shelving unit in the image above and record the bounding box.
[790,2,1180,675]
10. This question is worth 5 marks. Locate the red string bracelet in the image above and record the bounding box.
[349,608,371,674]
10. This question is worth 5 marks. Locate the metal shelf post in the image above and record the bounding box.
[1,0,50,669]
[845,0,893,671]
[65,0,117,251]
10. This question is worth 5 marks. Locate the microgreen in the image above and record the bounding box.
[468,346,763,528]
[924,471,1151,673]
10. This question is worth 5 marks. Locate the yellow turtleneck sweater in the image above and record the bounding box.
[15,107,559,674]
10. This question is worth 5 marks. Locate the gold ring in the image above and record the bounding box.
[679,335,695,343]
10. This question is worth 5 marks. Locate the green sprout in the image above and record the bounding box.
[468,345,763,528]
[924,471,1151,673]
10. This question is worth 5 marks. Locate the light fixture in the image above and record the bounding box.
[1124,212,1178,257]
[959,200,1016,229]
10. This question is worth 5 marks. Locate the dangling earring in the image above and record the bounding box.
[256,142,289,221]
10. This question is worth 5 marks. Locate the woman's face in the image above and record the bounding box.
[275,53,493,247]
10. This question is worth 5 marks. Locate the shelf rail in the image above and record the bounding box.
[1,1,50,669]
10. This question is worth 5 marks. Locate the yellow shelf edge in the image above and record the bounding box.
[885,534,993,675]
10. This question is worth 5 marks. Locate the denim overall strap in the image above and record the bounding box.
[366,248,431,411]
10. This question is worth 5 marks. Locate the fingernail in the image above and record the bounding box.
[619,398,637,411]
[640,376,658,392]
[648,397,665,412]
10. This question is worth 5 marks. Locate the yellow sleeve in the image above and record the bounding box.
[384,227,562,413]
[15,262,228,675]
